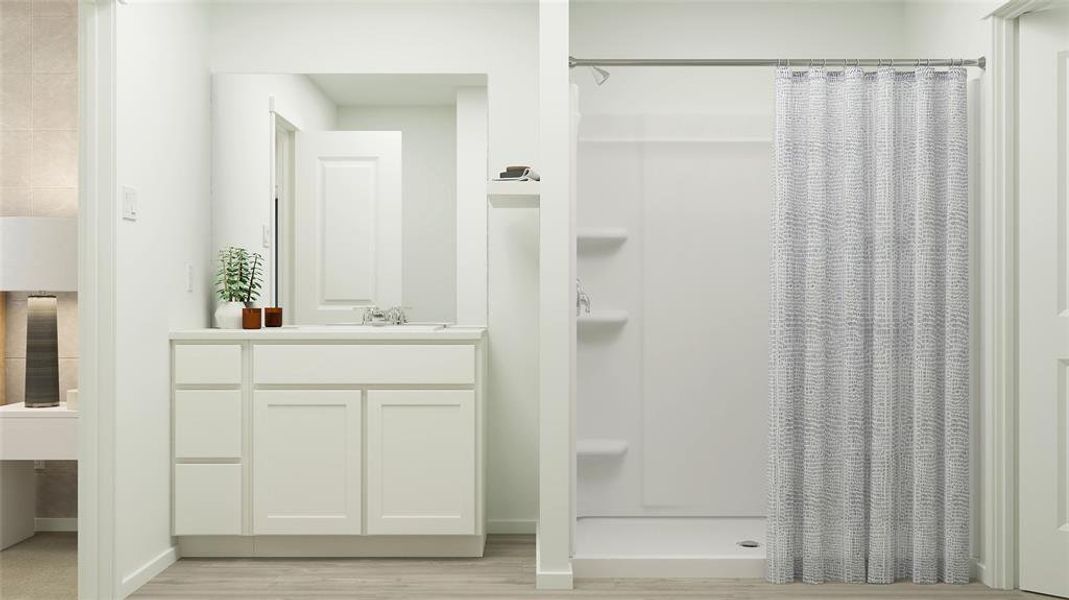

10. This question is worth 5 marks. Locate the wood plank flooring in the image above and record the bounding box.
[133,535,1038,599]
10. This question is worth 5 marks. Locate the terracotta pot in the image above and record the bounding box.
[264,307,283,327]
[242,307,262,330]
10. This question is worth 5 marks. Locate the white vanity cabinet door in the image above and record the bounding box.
[253,390,362,535]
[366,390,476,535]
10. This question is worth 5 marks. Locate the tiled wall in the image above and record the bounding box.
[0,0,79,520]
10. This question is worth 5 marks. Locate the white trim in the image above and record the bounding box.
[535,534,574,590]
[78,1,119,599]
[572,557,766,579]
[487,518,538,534]
[537,0,575,591]
[118,546,177,598]
[981,2,1024,591]
[989,0,1053,19]
[36,517,78,532]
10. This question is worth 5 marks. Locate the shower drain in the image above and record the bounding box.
[737,540,761,548]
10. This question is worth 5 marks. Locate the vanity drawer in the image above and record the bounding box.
[174,463,243,535]
[174,390,243,459]
[253,344,475,385]
[174,344,242,385]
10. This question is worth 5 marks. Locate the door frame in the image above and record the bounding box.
[79,0,119,598]
[983,0,1056,591]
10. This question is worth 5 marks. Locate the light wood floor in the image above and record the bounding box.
[133,535,1038,599]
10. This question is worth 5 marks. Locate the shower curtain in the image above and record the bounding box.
[766,67,969,584]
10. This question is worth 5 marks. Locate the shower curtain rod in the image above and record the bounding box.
[569,57,986,69]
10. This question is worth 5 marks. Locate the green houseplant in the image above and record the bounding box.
[213,247,264,329]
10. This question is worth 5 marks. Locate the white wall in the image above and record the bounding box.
[205,1,541,531]
[114,3,211,594]
[337,105,458,323]
[212,74,337,306]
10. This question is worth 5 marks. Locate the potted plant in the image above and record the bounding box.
[214,247,263,329]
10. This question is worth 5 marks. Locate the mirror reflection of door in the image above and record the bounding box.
[294,131,403,325]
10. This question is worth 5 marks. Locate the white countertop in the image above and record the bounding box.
[170,325,486,342]
[0,402,78,419]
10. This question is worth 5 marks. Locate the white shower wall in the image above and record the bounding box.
[576,112,771,517]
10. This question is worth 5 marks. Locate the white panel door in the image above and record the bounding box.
[1019,5,1069,598]
[295,131,402,324]
[253,390,362,535]
[366,390,475,535]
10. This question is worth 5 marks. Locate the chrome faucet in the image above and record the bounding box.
[576,278,591,316]
[361,305,408,326]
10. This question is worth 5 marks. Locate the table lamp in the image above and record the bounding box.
[0,217,78,408]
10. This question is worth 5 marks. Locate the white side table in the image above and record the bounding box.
[0,402,77,549]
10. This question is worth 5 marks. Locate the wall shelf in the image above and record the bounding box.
[576,438,628,458]
[578,310,629,328]
[577,227,628,248]
[488,180,540,208]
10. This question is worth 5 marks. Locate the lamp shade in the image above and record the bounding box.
[0,217,78,292]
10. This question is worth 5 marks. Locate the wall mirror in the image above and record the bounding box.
[212,73,489,326]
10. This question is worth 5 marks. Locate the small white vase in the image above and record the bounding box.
[214,301,245,329]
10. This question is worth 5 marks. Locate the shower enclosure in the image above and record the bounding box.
[572,71,774,577]
[570,61,981,580]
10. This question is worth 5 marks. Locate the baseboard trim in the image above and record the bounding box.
[177,535,487,558]
[535,534,574,590]
[119,545,176,598]
[34,517,77,532]
[487,518,537,534]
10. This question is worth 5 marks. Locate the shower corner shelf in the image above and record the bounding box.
[577,438,629,458]
[577,227,628,247]
[578,310,629,327]
[488,180,540,208]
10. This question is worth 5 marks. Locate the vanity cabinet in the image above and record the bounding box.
[170,328,486,557]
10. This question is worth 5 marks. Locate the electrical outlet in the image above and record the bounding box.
[122,186,138,221]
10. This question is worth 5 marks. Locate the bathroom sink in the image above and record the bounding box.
[305,323,446,332]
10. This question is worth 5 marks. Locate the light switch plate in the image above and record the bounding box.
[122,186,138,221]
[262,224,272,248]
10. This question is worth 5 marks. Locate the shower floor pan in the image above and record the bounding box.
[573,517,766,578]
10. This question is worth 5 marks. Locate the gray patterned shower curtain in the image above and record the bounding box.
[766,67,970,584]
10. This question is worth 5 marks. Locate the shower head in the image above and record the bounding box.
[590,65,611,86]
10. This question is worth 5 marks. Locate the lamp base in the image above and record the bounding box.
[25,295,60,408]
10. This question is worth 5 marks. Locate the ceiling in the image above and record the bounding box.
[307,74,487,107]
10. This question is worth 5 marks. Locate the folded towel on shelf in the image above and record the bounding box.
[493,166,540,181]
